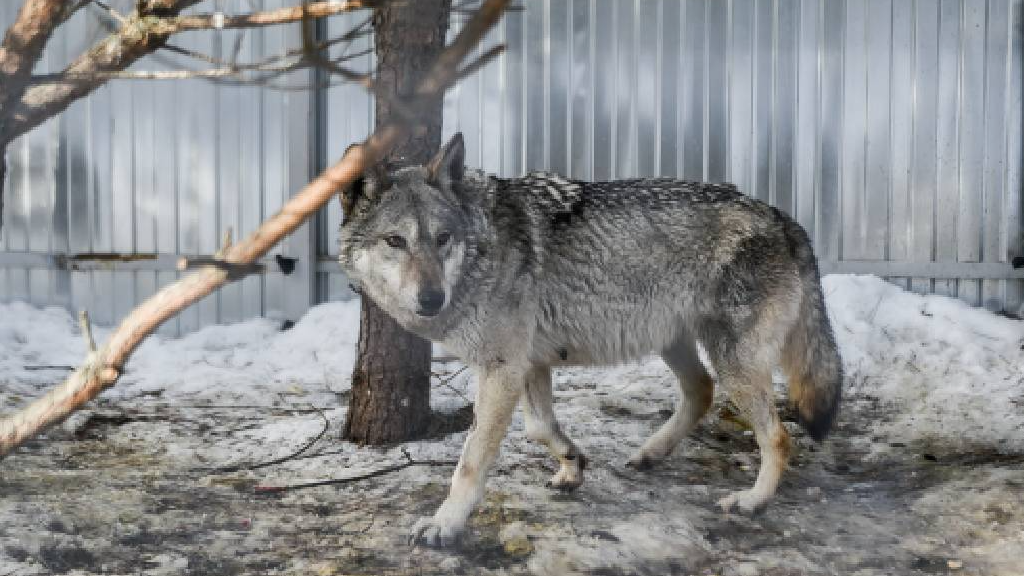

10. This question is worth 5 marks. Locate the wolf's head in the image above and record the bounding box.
[338,133,481,331]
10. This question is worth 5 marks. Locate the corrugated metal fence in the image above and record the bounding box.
[0,0,317,334]
[3,0,1023,334]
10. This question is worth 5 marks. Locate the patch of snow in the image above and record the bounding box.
[2,274,1022,454]
[824,275,1024,453]
[527,514,710,576]
[1,300,362,405]
[3,274,1024,575]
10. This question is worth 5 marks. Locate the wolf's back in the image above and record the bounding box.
[780,217,843,441]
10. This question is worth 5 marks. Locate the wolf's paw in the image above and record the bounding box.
[625,452,657,471]
[717,490,769,516]
[409,517,464,548]
[545,453,586,491]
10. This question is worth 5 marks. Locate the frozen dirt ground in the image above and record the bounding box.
[1,275,1023,576]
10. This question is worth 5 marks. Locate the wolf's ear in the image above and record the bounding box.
[340,175,364,216]
[427,132,465,184]
[339,144,389,215]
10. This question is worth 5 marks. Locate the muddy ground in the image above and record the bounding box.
[1,369,1023,576]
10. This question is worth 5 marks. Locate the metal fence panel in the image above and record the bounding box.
[3,0,1023,331]
[0,1,315,333]
[420,0,1022,313]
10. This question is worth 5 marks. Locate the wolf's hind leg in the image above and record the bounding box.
[627,332,714,470]
[522,366,586,491]
[715,364,790,515]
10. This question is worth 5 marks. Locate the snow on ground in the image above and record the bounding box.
[823,275,1024,454]
[0,299,362,403]
[1,274,1023,576]
[2,274,1021,450]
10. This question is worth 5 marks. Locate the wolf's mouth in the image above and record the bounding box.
[416,307,442,317]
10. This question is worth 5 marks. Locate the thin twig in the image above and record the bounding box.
[217,228,233,256]
[32,61,305,82]
[253,448,457,494]
[166,404,325,411]
[452,44,505,83]
[244,446,349,463]
[31,42,372,85]
[433,365,470,404]
[78,311,97,353]
[161,36,372,75]
[204,405,330,474]
[87,0,128,26]
[146,15,374,85]
[170,1,374,32]
[0,0,374,144]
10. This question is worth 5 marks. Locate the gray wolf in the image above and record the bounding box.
[338,133,843,547]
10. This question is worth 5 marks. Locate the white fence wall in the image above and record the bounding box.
[0,0,316,333]
[3,0,1023,333]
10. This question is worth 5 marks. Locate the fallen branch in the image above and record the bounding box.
[0,0,512,460]
[253,449,457,494]
[204,404,330,474]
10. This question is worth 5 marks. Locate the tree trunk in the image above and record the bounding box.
[343,0,451,444]
[1,147,5,233]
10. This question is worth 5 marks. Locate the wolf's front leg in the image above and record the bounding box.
[410,366,523,547]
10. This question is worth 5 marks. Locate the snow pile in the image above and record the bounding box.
[2,275,1022,451]
[0,301,89,386]
[824,274,1024,453]
[0,300,362,403]
[127,301,361,400]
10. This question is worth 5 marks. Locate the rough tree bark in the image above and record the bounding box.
[342,0,452,444]
[1,150,5,228]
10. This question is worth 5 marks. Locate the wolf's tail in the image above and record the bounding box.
[780,219,843,441]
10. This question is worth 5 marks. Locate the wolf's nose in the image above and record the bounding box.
[416,289,445,316]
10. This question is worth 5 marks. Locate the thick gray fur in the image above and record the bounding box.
[338,133,843,548]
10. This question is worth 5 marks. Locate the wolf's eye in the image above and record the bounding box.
[384,235,406,249]
[436,231,451,247]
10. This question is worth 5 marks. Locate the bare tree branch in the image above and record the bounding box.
[161,14,371,71]
[0,0,203,145]
[86,1,131,27]
[0,0,513,460]
[204,404,330,474]
[253,449,458,495]
[0,0,83,125]
[29,63,301,82]
[0,0,372,146]
[169,0,374,33]
[452,44,504,85]
[28,47,372,84]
